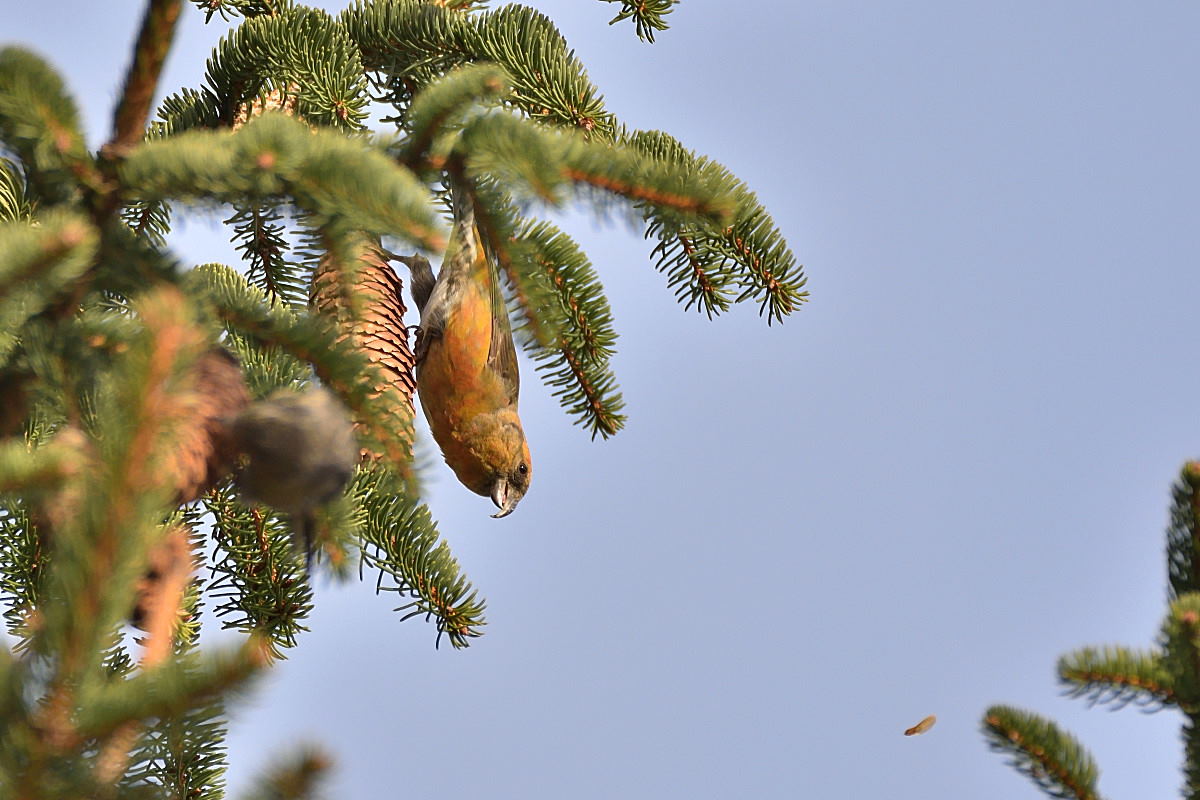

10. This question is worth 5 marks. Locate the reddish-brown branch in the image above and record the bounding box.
[107,0,183,154]
[983,715,1098,800]
[561,166,721,217]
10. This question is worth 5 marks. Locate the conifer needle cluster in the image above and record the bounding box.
[984,463,1200,799]
[0,0,803,794]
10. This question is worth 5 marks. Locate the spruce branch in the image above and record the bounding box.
[191,0,291,22]
[92,216,184,302]
[235,746,331,800]
[460,113,732,223]
[0,158,32,223]
[77,636,269,742]
[123,687,231,800]
[119,199,172,248]
[1168,462,1200,601]
[0,501,45,642]
[0,47,100,206]
[356,467,485,648]
[476,5,614,135]
[121,565,231,800]
[393,62,511,173]
[0,212,98,357]
[626,129,806,323]
[344,0,615,135]
[343,0,478,103]
[1185,716,1200,800]
[512,220,624,438]
[982,705,1104,800]
[0,433,85,495]
[445,175,626,437]
[152,86,224,137]
[206,483,314,656]
[120,113,445,250]
[430,0,489,10]
[201,6,370,131]
[227,203,308,306]
[1162,594,1200,712]
[1057,646,1176,709]
[222,329,312,399]
[107,0,184,155]
[39,287,207,681]
[5,288,213,794]
[599,0,678,43]
[450,174,559,349]
[95,526,197,785]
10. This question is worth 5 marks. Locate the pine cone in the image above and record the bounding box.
[311,240,416,462]
[171,347,252,504]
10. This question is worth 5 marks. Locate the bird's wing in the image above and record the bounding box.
[481,225,520,404]
[450,180,521,405]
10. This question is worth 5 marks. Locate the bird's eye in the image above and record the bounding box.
[518,462,528,475]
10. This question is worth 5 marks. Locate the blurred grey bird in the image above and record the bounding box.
[230,386,359,567]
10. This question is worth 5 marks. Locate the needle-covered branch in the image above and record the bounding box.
[38,289,204,677]
[119,624,235,800]
[598,0,678,43]
[1161,594,1200,713]
[122,114,445,251]
[511,220,624,438]
[1057,646,1176,710]
[200,6,370,131]
[191,0,290,22]
[982,705,1104,800]
[205,484,315,656]
[119,198,172,248]
[0,432,87,496]
[985,466,1200,799]
[0,48,98,206]
[234,746,332,800]
[1185,716,1200,800]
[393,63,510,172]
[0,212,98,361]
[459,113,733,224]
[0,159,32,223]
[343,0,615,135]
[626,129,806,324]
[445,176,625,438]
[356,467,486,648]
[227,203,308,307]
[1168,462,1200,601]
[75,636,268,740]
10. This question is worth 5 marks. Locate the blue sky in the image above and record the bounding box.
[14,2,1200,797]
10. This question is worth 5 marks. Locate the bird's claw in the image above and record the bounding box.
[412,325,429,366]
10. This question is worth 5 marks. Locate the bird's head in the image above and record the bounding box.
[489,432,531,518]
[449,410,532,518]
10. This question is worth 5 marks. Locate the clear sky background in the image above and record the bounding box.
[13,2,1200,797]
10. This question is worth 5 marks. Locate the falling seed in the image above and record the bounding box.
[904,715,937,736]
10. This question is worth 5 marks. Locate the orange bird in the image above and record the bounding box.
[406,184,531,517]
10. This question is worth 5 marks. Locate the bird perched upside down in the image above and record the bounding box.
[403,185,531,517]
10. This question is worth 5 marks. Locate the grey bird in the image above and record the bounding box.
[230,386,359,567]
